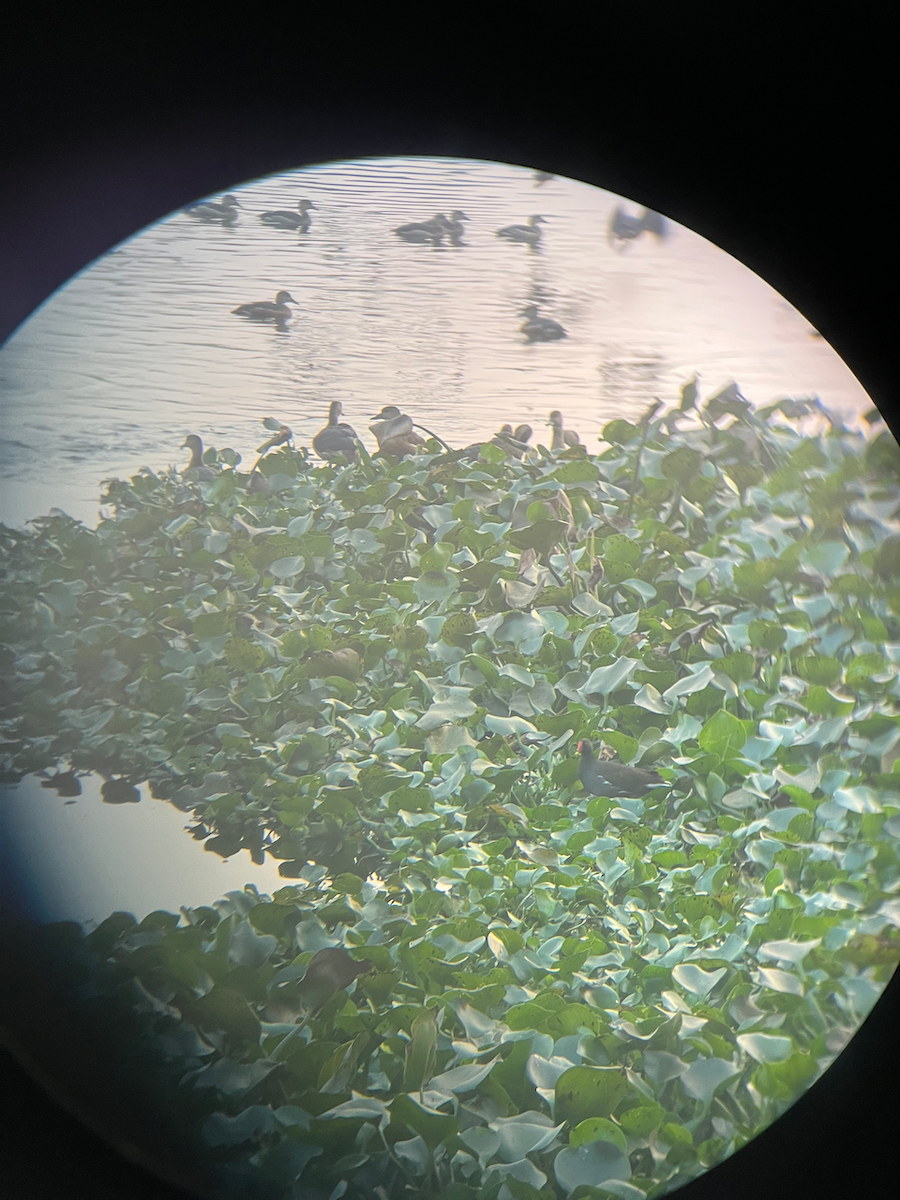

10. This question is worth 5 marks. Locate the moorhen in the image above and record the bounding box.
[577,739,666,798]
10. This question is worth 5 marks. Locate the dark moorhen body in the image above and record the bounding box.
[577,739,666,798]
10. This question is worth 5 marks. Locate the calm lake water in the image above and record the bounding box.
[1,773,286,927]
[0,156,872,530]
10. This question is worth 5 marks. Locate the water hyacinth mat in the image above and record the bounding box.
[2,395,900,1200]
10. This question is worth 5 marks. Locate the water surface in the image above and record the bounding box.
[0,156,871,528]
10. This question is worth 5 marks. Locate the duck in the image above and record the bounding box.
[312,401,359,463]
[497,214,547,245]
[370,405,428,459]
[393,214,448,244]
[520,305,567,342]
[231,290,297,322]
[577,739,666,798]
[181,435,218,480]
[259,198,316,231]
[608,205,668,251]
[185,194,242,222]
[439,210,469,243]
[547,410,567,451]
[533,170,555,186]
[492,423,534,458]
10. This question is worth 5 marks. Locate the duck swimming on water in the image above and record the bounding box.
[497,215,547,246]
[520,305,567,342]
[185,194,242,222]
[312,401,359,463]
[439,211,469,243]
[181,435,218,480]
[370,406,428,459]
[393,214,448,245]
[259,198,316,231]
[232,291,297,322]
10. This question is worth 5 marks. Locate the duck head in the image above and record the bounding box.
[221,195,242,208]
[299,199,316,211]
[548,410,563,427]
[520,305,540,319]
[513,424,533,443]
[275,291,297,305]
[372,405,403,421]
[529,215,547,225]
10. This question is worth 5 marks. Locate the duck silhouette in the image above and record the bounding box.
[608,206,668,251]
[439,211,469,243]
[547,411,582,451]
[312,401,359,463]
[185,194,242,222]
[533,171,555,186]
[393,214,447,245]
[520,305,567,342]
[231,290,297,322]
[497,215,547,246]
[259,198,316,231]
[370,406,428,459]
[577,739,666,798]
[181,435,218,480]
[492,423,534,458]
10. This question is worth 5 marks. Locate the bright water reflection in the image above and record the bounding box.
[0,156,871,529]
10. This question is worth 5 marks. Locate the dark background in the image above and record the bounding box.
[1,16,897,1200]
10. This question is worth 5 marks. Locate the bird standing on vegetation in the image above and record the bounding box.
[259,198,316,231]
[520,305,567,342]
[370,406,428,459]
[181,435,218,480]
[312,401,359,463]
[492,424,534,458]
[577,739,666,798]
[231,291,298,322]
[547,410,582,450]
[185,194,242,222]
[497,215,547,246]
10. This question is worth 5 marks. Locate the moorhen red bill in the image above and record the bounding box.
[577,739,667,798]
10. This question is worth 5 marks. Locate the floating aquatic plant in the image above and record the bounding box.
[1,391,900,1200]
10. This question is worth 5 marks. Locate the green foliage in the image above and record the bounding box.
[2,398,900,1200]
